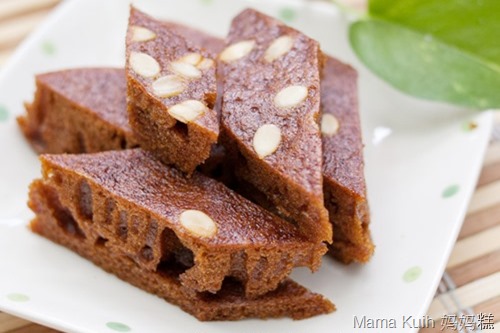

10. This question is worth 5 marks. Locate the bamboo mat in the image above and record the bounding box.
[0,0,498,332]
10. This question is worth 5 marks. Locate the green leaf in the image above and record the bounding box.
[349,0,500,109]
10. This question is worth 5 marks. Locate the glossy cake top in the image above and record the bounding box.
[126,7,218,133]
[219,9,324,196]
[41,149,311,246]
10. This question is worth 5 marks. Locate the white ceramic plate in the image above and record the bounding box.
[0,0,493,332]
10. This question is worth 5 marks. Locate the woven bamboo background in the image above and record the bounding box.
[0,0,498,332]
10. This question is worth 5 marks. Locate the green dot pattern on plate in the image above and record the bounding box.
[442,184,459,198]
[106,322,131,332]
[6,293,30,302]
[0,105,8,122]
[279,7,296,22]
[41,41,56,55]
[461,120,478,132]
[200,0,213,4]
[403,266,422,283]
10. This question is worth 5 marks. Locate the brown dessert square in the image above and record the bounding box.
[29,190,334,321]
[126,8,218,174]
[218,9,331,243]
[28,149,326,299]
[321,56,374,263]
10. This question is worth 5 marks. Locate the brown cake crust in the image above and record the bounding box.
[28,185,334,320]
[219,9,331,244]
[17,68,138,154]
[31,149,325,298]
[126,7,219,174]
[321,57,374,263]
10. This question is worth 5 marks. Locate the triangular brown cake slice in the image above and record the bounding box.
[218,9,331,244]
[321,56,374,263]
[28,149,326,299]
[18,68,138,154]
[126,7,218,174]
[29,188,334,320]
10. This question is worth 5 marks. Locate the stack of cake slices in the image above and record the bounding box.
[18,7,374,321]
